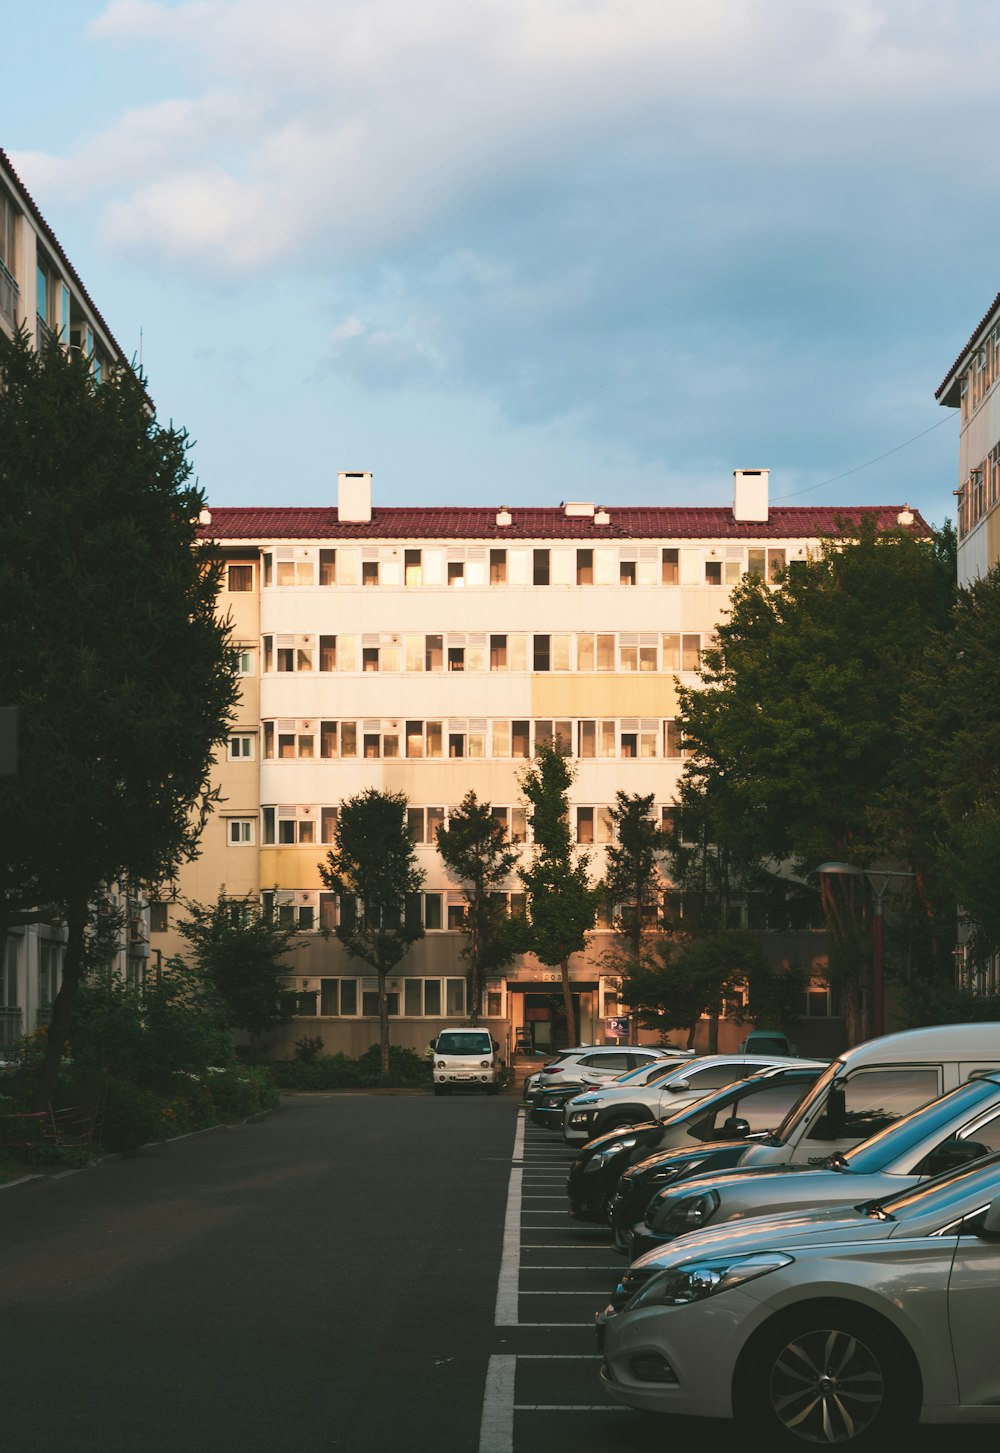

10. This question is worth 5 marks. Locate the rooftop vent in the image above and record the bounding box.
[338,471,372,523]
[733,469,769,523]
[496,506,512,526]
[564,501,595,517]
[594,506,611,525]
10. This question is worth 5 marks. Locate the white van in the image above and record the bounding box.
[430,1028,501,1096]
[733,1022,1000,1168]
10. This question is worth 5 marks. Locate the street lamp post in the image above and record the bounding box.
[817,863,914,1039]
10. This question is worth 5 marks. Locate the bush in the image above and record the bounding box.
[100,1075,166,1154]
[268,1053,363,1091]
[356,1043,431,1087]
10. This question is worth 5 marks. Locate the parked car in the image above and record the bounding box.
[531,1057,683,1131]
[630,1068,1000,1256]
[597,1147,1000,1447]
[606,1025,1000,1256]
[522,1044,689,1107]
[566,1061,827,1226]
[562,1053,806,1146]
[738,1028,795,1055]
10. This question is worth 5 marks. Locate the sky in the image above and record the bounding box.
[6,0,999,529]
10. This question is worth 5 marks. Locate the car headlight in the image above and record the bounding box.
[647,1188,720,1233]
[583,1137,637,1172]
[627,1252,793,1309]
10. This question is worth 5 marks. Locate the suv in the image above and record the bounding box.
[523,1045,687,1107]
[562,1053,805,1145]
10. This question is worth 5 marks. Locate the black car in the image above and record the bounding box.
[567,1063,825,1240]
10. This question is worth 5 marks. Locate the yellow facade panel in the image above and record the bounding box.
[260,849,327,890]
[530,674,678,717]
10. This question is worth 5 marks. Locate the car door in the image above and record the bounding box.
[947,1211,1000,1407]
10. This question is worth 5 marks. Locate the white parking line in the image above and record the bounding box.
[478,1355,516,1453]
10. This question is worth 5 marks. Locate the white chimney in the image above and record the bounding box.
[733,469,769,523]
[496,506,512,526]
[564,501,595,517]
[338,471,372,523]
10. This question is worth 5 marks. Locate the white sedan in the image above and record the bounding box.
[597,1147,1000,1448]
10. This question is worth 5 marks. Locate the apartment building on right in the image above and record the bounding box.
[936,289,1000,586]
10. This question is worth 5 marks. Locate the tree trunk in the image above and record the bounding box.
[378,969,391,1079]
[34,896,87,1110]
[560,959,576,1045]
[707,1009,720,1054]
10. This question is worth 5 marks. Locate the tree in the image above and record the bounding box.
[602,791,670,1043]
[518,743,600,1045]
[173,891,302,1043]
[881,562,1000,969]
[621,930,769,1050]
[319,789,424,1077]
[0,330,240,1107]
[675,517,958,1043]
[436,790,522,1024]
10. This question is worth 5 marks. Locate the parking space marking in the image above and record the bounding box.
[479,1355,516,1453]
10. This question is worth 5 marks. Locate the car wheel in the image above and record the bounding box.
[610,1219,631,1255]
[733,1304,918,1450]
[597,1113,643,1135]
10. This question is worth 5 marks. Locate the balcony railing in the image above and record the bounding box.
[0,260,18,328]
[35,313,54,349]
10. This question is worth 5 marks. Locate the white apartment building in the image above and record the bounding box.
[152,470,926,1061]
[1,147,135,1051]
[937,289,1000,586]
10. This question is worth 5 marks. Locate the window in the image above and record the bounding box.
[662,548,679,585]
[321,807,338,844]
[576,549,593,585]
[276,555,314,586]
[228,818,254,845]
[238,650,254,676]
[448,902,467,930]
[362,647,379,673]
[810,1068,941,1142]
[619,559,637,586]
[405,549,422,586]
[227,564,253,591]
[425,635,443,671]
[149,902,168,934]
[319,549,336,585]
[426,806,445,843]
[229,735,254,760]
[447,979,466,1015]
[705,559,722,585]
[362,561,379,586]
[664,719,682,757]
[533,635,550,671]
[425,894,443,930]
[447,560,465,587]
[448,646,465,672]
[406,722,424,758]
[511,721,530,758]
[320,979,358,1015]
[490,549,507,584]
[533,549,550,585]
[682,634,701,671]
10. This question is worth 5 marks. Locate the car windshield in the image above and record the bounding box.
[435,1033,493,1055]
[862,1144,1000,1220]
[769,1060,840,1141]
[842,1075,1000,1174]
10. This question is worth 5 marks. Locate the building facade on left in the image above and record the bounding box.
[1,147,136,1054]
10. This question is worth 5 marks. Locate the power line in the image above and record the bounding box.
[773,413,955,500]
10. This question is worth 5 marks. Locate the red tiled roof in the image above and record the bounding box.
[0,147,131,370]
[199,503,929,542]
[936,289,1000,401]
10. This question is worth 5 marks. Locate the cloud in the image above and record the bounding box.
[16,0,996,276]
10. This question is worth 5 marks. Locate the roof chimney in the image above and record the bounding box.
[564,501,595,517]
[338,471,372,523]
[733,469,769,523]
[496,506,512,526]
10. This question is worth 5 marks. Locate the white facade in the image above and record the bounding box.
[149,475,923,1059]
[936,290,1000,587]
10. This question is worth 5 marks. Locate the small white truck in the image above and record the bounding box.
[430,1028,502,1095]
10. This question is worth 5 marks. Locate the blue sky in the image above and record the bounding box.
[6,0,998,528]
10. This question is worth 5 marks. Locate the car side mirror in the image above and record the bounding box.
[925,1137,989,1176]
[720,1116,751,1139]
[666,1079,690,1092]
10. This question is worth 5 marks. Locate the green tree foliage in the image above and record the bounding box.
[603,791,669,965]
[0,330,240,1107]
[436,789,522,1024]
[621,931,768,1048]
[319,789,425,1077]
[675,518,957,1043]
[882,562,1000,969]
[174,891,301,1043]
[518,744,600,1045]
